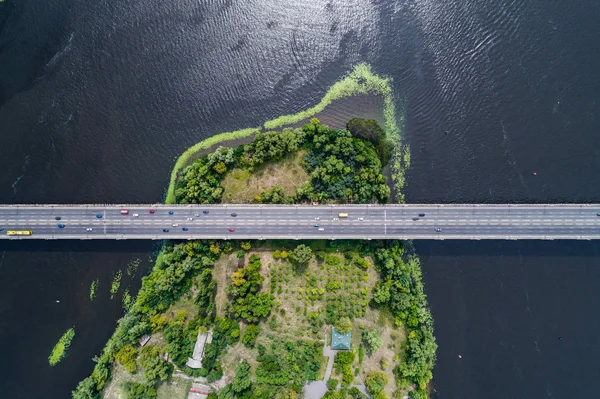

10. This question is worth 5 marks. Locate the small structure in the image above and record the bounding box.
[188,383,211,399]
[139,334,151,347]
[186,329,213,369]
[331,327,351,351]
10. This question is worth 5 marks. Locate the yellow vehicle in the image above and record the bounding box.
[338,213,348,218]
[6,230,32,236]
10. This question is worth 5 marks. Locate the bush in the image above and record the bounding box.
[334,317,352,334]
[122,382,157,399]
[139,346,172,384]
[362,329,383,353]
[327,378,339,390]
[242,325,260,347]
[115,344,138,373]
[365,371,388,395]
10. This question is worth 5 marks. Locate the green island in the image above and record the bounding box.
[49,328,75,366]
[72,66,435,399]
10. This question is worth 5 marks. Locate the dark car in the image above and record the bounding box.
[0,228,4,232]
[412,217,419,221]
[203,210,209,214]
[228,228,235,232]
[231,213,237,217]
[314,224,320,227]
[418,213,425,217]
[57,224,65,228]
[149,209,155,214]
[182,227,189,231]
[96,214,103,218]
[597,212,600,216]
[435,228,442,232]
[162,229,169,232]
[55,216,61,220]
[168,211,174,215]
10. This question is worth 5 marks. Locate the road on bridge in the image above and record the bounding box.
[1,204,600,240]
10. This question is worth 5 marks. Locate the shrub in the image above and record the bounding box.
[327,378,339,390]
[115,344,138,373]
[334,317,352,334]
[365,371,388,395]
[242,325,260,347]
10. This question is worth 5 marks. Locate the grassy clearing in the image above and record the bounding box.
[48,328,75,366]
[165,62,405,204]
[156,376,192,399]
[221,151,309,203]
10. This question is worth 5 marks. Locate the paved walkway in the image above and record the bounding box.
[303,343,337,399]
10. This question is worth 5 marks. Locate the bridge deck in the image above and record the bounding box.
[1,204,599,240]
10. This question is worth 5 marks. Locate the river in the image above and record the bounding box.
[1,0,599,397]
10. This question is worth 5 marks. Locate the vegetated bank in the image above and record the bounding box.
[72,118,435,399]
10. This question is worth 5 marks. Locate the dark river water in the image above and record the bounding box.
[1,0,600,398]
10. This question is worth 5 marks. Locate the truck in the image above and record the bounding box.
[7,230,32,236]
[338,213,348,218]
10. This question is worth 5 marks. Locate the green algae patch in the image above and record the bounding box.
[165,63,407,204]
[48,328,75,366]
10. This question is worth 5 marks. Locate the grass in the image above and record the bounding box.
[156,376,193,399]
[221,151,309,203]
[89,279,99,301]
[110,270,122,299]
[48,328,75,366]
[165,62,407,204]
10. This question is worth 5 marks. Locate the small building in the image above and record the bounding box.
[331,327,351,351]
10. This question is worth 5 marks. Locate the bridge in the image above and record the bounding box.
[1,204,600,240]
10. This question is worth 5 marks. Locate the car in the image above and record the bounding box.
[315,217,320,220]
[162,229,170,232]
[333,217,339,221]
[203,210,209,214]
[0,228,4,232]
[435,228,442,232]
[55,216,61,221]
[86,228,93,231]
[228,228,235,232]
[149,209,155,214]
[231,213,237,217]
[57,224,65,228]
[318,227,325,231]
[168,211,174,215]
[597,212,600,216]
[120,209,129,215]
[314,224,320,227]
[412,217,419,221]
[187,217,193,221]
[182,227,189,231]
[96,214,102,218]
[357,217,364,221]
[194,213,200,217]
[133,213,139,217]
[419,213,425,217]
[172,223,179,227]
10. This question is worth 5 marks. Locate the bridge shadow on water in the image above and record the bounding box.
[0,239,162,253]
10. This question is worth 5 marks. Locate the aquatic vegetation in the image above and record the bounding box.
[89,279,99,301]
[48,328,75,366]
[126,258,141,277]
[110,270,122,299]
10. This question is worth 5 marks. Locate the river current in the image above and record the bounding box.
[1,0,599,397]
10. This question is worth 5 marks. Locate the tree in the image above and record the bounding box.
[241,242,251,251]
[362,329,383,353]
[292,244,313,265]
[334,317,352,334]
[139,346,172,384]
[242,324,260,347]
[365,371,388,395]
[115,344,138,373]
[326,378,339,390]
[121,382,157,399]
[232,360,252,393]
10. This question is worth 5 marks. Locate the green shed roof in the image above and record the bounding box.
[331,327,351,350]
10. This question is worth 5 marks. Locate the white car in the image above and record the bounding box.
[86,228,93,231]
[357,217,364,221]
[333,217,339,221]
[315,217,320,220]
[133,213,139,217]
[187,217,193,221]
[172,223,179,227]
[194,214,200,217]
[318,228,325,231]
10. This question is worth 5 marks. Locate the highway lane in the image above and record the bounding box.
[1,204,600,240]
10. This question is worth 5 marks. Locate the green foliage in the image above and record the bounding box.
[326,378,339,390]
[362,329,383,353]
[163,320,197,367]
[380,357,390,370]
[110,270,122,299]
[334,351,355,367]
[358,344,364,364]
[115,344,138,373]
[375,244,437,389]
[408,389,428,399]
[292,244,313,265]
[232,360,252,393]
[229,254,273,322]
[241,242,252,251]
[122,289,133,311]
[176,157,228,204]
[121,382,157,399]
[365,371,388,395]
[259,185,286,204]
[48,328,75,366]
[89,279,99,301]
[242,129,304,168]
[334,317,352,334]
[139,345,172,384]
[256,339,321,391]
[242,324,260,347]
[347,118,391,166]
[126,258,141,277]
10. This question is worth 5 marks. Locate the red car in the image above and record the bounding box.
[228,228,235,232]
[149,209,155,214]
[120,209,129,215]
